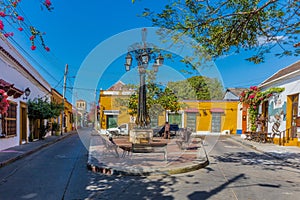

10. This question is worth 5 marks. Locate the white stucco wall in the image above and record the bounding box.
[261,73,300,137]
[0,36,52,151]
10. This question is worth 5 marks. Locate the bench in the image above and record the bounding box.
[132,143,167,161]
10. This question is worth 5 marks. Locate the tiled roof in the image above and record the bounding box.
[260,60,300,86]
[107,81,125,91]
[0,79,24,98]
[225,88,247,97]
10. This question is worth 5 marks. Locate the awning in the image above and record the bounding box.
[103,110,120,115]
[0,79,24,98]
[210,108,224,113]
[185,108,199,113]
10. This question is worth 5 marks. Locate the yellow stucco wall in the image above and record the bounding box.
[183,101,238,133]
[99,90,239,134]
[99,91,131,129]
[51,89,73,132]
[64,100,73,132]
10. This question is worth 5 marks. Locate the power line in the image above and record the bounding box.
[2,4,65,88]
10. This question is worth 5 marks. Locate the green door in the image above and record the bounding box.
[187,113,197,131]
[211,113,222,132]
[107,115,118,128]
[168,113,182,127]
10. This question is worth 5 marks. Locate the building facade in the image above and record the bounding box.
[0,36,74,151]
[98,81,240,134]
[259,60,300,146]
[0,36,51,150]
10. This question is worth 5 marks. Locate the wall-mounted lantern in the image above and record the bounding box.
[23,87,31,100]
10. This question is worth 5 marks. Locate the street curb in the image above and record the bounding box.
[0,131,76,168]
[87,158,209,176]
[228,137,286,160]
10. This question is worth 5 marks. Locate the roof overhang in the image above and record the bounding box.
[0,79,24,98]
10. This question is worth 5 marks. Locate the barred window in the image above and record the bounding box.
[3,102,17,137]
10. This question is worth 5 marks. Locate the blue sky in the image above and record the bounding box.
[6,0,300,103]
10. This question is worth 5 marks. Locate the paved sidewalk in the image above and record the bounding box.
[229,135,300,163]
[0,130,77,168]
[87,131,209,176]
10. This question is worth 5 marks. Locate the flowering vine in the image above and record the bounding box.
[0,89,9,115]
[239,86,284,131]
[0,0,53,51]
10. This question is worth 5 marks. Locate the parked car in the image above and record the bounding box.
[106,123,129,136]
[153,124,180,137]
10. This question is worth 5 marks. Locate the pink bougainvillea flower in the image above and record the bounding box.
[249,94,255,99]
[29,35,35,40]
[0,89,9,115]
[0,20,4,30]
[45,0,52,7]
[17,16,24,21]
[45,46,50,51]
[18,27,23,31]
[4,32,14,37]
[250,86,258,91]
[31,45,36,50]
[0,12,6,17]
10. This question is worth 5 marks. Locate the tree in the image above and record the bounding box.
[139,0,300,64]
[167,76,224,100]
[158,87,181,113]
[116,70,181,123]
[0,0,53,51]
[27,98,63,139]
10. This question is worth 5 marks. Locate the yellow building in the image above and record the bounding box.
[99,81,240,134]
[180,100,239,134]
[51,89,73,134]
[99,89,134,129]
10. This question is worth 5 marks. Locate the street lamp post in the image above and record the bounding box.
[125,28,164,129]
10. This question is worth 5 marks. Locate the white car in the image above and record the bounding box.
[106,123,129,136]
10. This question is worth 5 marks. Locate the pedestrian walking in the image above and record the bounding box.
[164,121,170,139]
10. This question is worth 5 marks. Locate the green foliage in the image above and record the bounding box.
[52,122,59,132]
[140,0,300,64]
[158,87,181,112]
[167,76,224,100]
[27,98,64,120]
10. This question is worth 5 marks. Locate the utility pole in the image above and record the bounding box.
[61,64,68,135]
[75,92,78,130]
[94,89,97,130]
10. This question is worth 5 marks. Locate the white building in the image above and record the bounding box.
[259,60,300,146]
[0,36,51,151]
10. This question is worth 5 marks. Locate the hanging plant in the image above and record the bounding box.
[239,86,284,131]
[0,89,9,115]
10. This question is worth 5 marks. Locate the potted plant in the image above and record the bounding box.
[52,122,60,136]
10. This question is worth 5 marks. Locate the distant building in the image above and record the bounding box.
[76,99,87,127]
[223,88,247,134]
[76,99,87,112]
[99,81,134,130]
